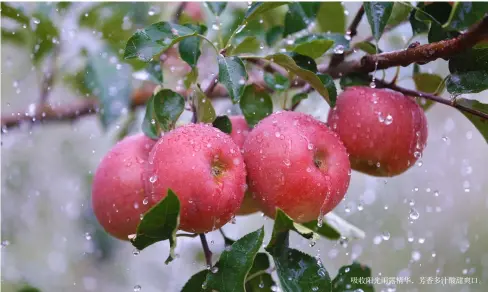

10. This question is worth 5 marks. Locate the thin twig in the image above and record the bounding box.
[199,233,213,267]
[375,79,488,120]
[176,232,199,238]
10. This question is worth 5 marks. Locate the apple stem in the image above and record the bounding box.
[199,233,213,267]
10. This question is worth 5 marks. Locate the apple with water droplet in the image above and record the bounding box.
[243,111,351,222]
[146,123,246,233]
[327,86,428,176]
[92,134,155,240]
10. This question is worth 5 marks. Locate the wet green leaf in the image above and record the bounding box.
[264,72,290,92]
[447,47,488,94]
[291,93,308,107]
[364,2,394,41]
[301,220,341,240]
[124,21,198,61]
[283,2,320,36]
[413,2,456,43]
[179,24,207,68]
[239,85,273,127]
[413,73,444,110]
[294,33,350,55]
[206,227,265,292]
[340,73,370,89]
[212,115,232,134]
[387,2,412,27]
[130,190,180,264]
[85,50,132,129]
[264,53,331,104]
[181,270,208,292]
[229,36,261,55]
[456,99,488,144]
[218,55,248,103]
[318,74,337,107]
[145,60,163,84]
[332,262,374,292]
[355,41,382,54]
[292,39,334,59]
[445,2,488,31]
[245,253,276,292]
[266,25,284,47]
[192,84,216,123]
[244,2,288,22]
[317,2,346,34]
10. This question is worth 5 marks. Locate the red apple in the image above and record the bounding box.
[243,111,351,222]
[92,134,155,240]
[327,86,428,177]
[146,123,246,233]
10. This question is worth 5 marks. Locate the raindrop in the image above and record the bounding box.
[133,285,141,291]
[333,45,344,54]
[382,231,391,241]
[259,282,265,288]
[133,249,140,256]
[317,268,327,277]
[149,175,158,183]
[84,232,92,240]
[142,197,149,205]
[211,266,219,273]
[384,114,393,125]
[357,201,364,211]
[411,251,421,261]
[32,17,40,24]
[1,240,10,248]
[413,151,422,159]
[212,23,220,31]
[409,208,420,220]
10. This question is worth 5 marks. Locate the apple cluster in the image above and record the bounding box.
[92,86,428,240]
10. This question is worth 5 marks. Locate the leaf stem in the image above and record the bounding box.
[199,233,213,267]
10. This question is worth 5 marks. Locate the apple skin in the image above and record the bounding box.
[227,116,262,216]
[146,123,246,233]
[92,134,156,241]
[327,86,428,177]
[243,111,351,223]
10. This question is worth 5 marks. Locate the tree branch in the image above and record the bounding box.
[327,14,488,77]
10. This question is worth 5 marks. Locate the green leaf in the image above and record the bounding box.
[179,24,207,68]
[317,2,346,34]
[124,22,198,61]
[447,71,488,95]
[291,93,308,107]
[1,3,29,24]
[445,2,488,31]
[274,248,332,292]
[355,41,382,54]
[217,55,248,103]
[364,2,394,41]
[145,60,163,84]
[409,3,430,35]
[292,39,335,59]
[184,68,199,89]
[447,47,488,94]
[239,85,273,127]
[32,12,59,64]
[301,220,341,240]
[131,190,180,263]
[340,73,370,89]
[206,2,227,16]
[266,26,284,47]
[264,72,290,92]
[206,227,265,292]
[193,84,216,123]
[387,2,412,27]
[152,89,186,131]
[244,2,288,22]
[212,115,232,134]
[456,99,488,144]
[1,29,29,45]
[332,262,374,292]
[245,253,276,292]
[317,74,337,107]
[181,270,208,292]
[283,3,320,36]
[85,50,133,129]
[264,53,331,103]
[229,36,261,56]
[294,33,350,55]
[266,209,317,256]
[413,2,456,43]
[413,73,445,110]
[142,94,161,140]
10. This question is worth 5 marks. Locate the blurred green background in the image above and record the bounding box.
[2,2,488,291]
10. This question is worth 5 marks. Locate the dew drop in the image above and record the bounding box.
[84,232,92,240]
[409,208,420,220]
[133,285,141,291]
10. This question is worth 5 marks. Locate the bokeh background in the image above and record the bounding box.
[2,2,487,292]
